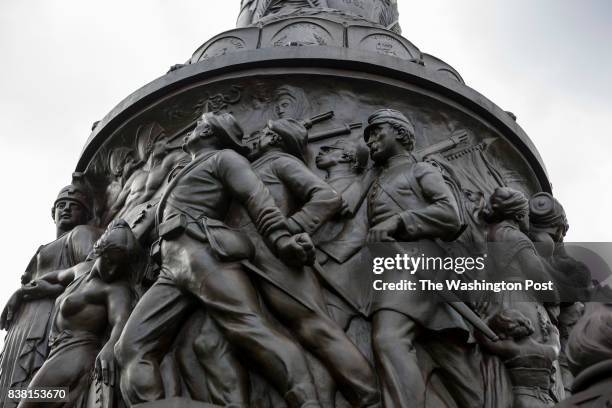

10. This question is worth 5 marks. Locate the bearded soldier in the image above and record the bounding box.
[0,185,101,408]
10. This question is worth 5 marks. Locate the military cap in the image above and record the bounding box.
[268,118,308,162]
[202,112,246,153]
[364,108,415,141]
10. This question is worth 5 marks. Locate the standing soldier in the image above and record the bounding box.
[115,112,325,408]
[314,138,373,327]
[239,119,380,408]
[0,184,101,408]
[363,109,482,408]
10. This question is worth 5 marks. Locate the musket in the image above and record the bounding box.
[308,122,363,143]
[413,130,469,162]
[301,111,334,129]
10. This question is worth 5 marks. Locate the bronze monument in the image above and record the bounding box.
[1,1,605,408]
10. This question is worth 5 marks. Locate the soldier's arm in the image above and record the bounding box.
[274,156,342,234]
[216,150,291,246]
[398,162,461,240]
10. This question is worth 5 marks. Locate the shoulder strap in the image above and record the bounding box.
[155,151,218,228]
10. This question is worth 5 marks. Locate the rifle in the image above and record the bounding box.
[413,130,469,162]
[307,122,363,143]
[301,111,334,129]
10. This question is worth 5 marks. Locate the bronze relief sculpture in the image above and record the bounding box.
[1,1,604,408]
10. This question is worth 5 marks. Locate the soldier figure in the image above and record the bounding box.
[314,138,373,326]
[240,119,380,407]
[115,112,325,408]
[363,109,481,408]
[0,184,102,408]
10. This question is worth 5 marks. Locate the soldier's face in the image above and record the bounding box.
[183,117,213,153]
[92,251,122,283]
[151,139,168,160]
[366,124,400,164]
[275,96,294,119]
[54,199,87,230]
[315,145,345,170]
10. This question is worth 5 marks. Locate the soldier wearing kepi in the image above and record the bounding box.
[240,119,380,408]
[0,184,102,408]
[363,109,482,408]
[115,112,324,408]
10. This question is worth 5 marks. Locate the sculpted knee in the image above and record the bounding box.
[114,336,140,368]
[118,357,164,405]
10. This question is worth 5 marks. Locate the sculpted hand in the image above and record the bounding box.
[1,290,23,330]
[95,345,116,386]
[20,280,61,301]
[367,215,400,243]
[277,233,316,267]
[20,273,32,285]
[339,197,353,218]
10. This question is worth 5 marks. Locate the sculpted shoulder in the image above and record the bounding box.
[413,161,441,179]
[69,224,104,243]
[216,149,250,166]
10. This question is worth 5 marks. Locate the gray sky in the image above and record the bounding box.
[0,0,611,328]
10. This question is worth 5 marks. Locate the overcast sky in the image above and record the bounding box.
[0,0,611,325]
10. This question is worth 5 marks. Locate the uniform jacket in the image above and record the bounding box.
[233,151,342,312]
[160,149,291,250]
[367,154,461,240]
[366,154,466,331]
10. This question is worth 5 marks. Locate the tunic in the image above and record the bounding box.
[366,154,467,330]
[232,151,341,312]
